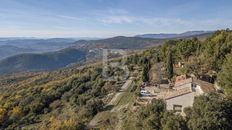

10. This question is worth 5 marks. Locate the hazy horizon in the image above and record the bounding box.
[0,30,216,39]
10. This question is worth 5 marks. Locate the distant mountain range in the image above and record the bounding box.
[0,48,86,74]
[0,45,35,60]
[73,36,163,49]
[0,38,78,60]
[0,31,213,74]
[135,31,214,39]
[0,36,162,74]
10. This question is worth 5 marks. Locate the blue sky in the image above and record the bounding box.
[0,0,232,38]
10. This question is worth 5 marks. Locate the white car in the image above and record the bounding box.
[140,90,152,96]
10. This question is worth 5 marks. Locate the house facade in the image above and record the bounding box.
[165,75,215,115]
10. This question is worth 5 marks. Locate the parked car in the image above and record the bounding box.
[140,90,152,96]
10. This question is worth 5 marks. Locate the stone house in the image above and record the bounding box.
[164,75,216,115]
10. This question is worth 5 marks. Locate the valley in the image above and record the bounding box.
[0,32,212,75]
[1,0,232,129]
[0,30,232,130]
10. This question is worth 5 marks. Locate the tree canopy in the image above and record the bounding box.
[218,54,232,96]
[186,93,232,130]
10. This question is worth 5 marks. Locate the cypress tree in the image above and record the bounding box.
[167,48,174,79]
[142,58,150,82]
[142,65,149,82]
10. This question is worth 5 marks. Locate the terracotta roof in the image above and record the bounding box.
[161,76,215,100]
[176,75,187,81]
[174,78,193,88]
[165,86,193,100]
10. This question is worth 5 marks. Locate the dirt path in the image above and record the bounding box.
[108,92,123,105]
[108,79,133,105]
[88,78,133,129]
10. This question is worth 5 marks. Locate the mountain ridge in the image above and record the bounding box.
[0,31,212,74]
[0,48,86,74]
[135,31,214,39]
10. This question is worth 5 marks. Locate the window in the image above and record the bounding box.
[173,104,182,112]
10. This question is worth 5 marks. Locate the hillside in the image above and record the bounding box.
[0,38,76,49]
[76,36,163,49]
[0,45,35,60]
[0,36,163,75]
[0,48,86,74]
[0,30,232,130]
[0,32,215,75]
[0,56,138,129]
[0,38,78,59]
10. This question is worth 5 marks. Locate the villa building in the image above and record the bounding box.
[165,75,215,115]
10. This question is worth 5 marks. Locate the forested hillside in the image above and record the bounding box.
[0,48,87,74]
[0,64,127,129]
[127,29,232,130]
[0,38,77,60]
[0,33,211,75]
[0,36,163,75]
[0,30,232,130]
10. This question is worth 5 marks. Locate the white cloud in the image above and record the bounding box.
[55,15,83,21]
[141,17,190,26]
[100,15,190,26]
[107,8,129,15]
[100,15,232,29]
[101,16,135,24]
